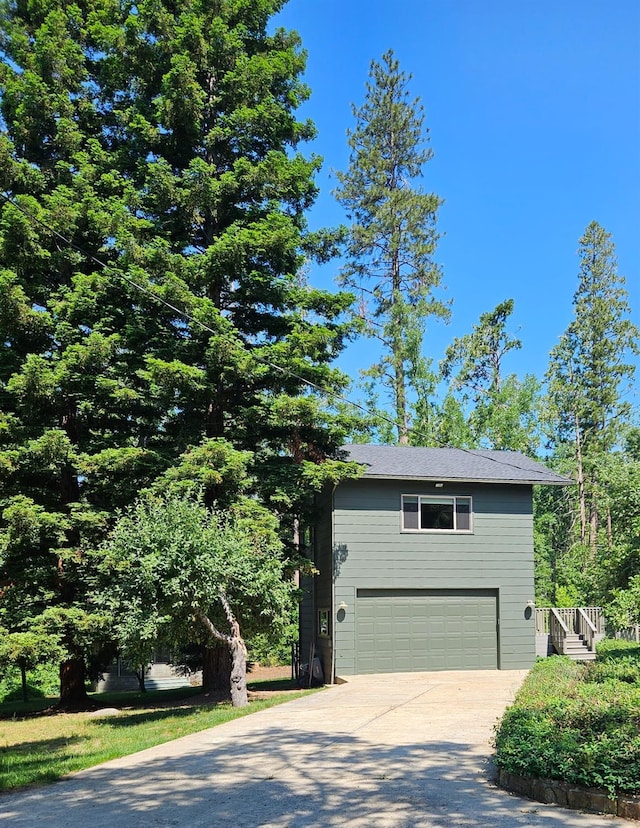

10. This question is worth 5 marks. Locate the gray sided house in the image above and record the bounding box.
[300,444,571,681]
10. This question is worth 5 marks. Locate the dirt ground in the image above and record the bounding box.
[247,663,293,683]
[159,663,299,709]
[246,663,299,699]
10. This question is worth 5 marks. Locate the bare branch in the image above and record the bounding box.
[195,607,231,646]
[218,590,247,656]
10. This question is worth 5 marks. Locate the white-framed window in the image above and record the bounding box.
[401,494,473,532]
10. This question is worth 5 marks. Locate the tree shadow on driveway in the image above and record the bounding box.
[0,725,629,827]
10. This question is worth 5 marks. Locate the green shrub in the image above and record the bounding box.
[0,662,59,703]
[494,652,640,795]
[587,657,640,685]
[247,622,298,667]
[596,638,640,659]
[588,639,640,684]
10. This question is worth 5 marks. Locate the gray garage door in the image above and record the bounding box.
[356,589,498,673]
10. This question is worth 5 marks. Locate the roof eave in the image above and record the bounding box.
[359,473,573,486]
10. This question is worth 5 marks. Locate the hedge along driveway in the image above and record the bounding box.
[495,646,640,799]
[1,670,637,827]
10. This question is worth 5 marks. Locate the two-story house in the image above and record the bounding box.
[300,444,571,680]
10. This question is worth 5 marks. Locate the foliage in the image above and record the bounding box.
[248,621,299,667]
[0,661,59,704]
[494,652,640,795]
[0,0,357,702]
[534,435,640,612]
[0,626,63,701]
[593,638,640,659]
[607,576,640,630]
[590,444,640,615]
[547,224,638,459]
[587,639,640,684]
[535,223,639,607]
[334,50,448,444]
[533,483,581,606]
[98,493,295,705]
[545,222,638,557]
[441,299,541,452]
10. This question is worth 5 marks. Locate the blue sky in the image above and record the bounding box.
[273,0,640,402]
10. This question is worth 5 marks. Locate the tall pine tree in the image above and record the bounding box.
[546,221,638,573]
[334,50,448,445]
[0,0,355,705]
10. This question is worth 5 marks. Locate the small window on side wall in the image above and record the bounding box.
[402,495,473,532]
[318,609,330,638]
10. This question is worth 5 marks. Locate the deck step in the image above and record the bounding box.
[552,632,598,661]
[561,635,597,661]
[144,677,193,690]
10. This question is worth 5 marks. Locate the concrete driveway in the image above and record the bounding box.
[0,670,634,827]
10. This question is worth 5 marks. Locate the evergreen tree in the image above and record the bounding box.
[0,0,355,706]
[441,299,541,453]
[593,441,640,616]
[546,222,638,573]
[334,50,448,445]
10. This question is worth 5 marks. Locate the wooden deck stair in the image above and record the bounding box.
[535,607,604,662]
[561,633,597,661]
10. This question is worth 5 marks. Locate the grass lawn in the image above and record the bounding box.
[0,677,314,793]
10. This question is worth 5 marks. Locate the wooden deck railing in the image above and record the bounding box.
[576,607,600,652]
[549,608,570,655]
[535,608,550,634]
[536,606,605,655]
[579,606,606,635]
[535,607,604,634]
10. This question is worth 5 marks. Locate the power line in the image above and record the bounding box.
[0,190,563,482]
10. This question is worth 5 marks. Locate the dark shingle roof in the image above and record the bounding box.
[341,444,572,486]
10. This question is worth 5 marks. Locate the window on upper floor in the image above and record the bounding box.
[401,494,473,532]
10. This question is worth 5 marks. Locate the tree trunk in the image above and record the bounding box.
[205,396,224,439]
[202,643,231,693]
[20,659,28,703]
[574,412,587,548]
[58,658,90,709]
[589,492,598,558]
[135,666,146,693]
[395,363,409,445]
[391,250,409,446]
[229,634,248,708]
[196,601,247,707]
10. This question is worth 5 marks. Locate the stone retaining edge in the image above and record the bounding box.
[497,769,640,821]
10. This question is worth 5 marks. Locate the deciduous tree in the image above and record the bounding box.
[0,624,63,703]
[441,300,541,452]
[99,494,293,708]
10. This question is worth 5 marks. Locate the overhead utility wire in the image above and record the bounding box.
[0,191,560,481]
